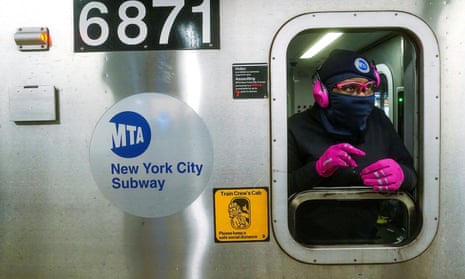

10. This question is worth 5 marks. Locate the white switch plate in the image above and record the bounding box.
[9,85,57,122]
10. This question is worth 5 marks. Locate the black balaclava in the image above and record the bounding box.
[316,49,378,141]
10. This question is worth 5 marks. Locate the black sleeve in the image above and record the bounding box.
[400,164,417,192]
[379,111,417,192]
[287,129,322,196]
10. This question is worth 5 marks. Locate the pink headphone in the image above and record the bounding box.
[312,64,380,109]
[312,78,329,108]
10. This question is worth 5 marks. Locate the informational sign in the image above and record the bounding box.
[214,187,269,242]
[90,93,213,218]
[74,0,219,52]
[232,63,268,99]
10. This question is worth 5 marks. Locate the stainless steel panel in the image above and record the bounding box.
[0,0,463,278]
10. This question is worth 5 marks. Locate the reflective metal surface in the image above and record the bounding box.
[0,0,463,278]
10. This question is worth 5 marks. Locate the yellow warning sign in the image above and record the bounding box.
[214,187,269,242]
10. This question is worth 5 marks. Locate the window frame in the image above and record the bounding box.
[270,11,440,264]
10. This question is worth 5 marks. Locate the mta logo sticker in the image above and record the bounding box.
[110,111,151,158]
[90,93,213,218]
[354,57,370,73]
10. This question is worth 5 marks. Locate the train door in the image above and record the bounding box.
[270,11,440,264]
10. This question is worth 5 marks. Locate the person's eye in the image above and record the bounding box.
[342,85,357,93]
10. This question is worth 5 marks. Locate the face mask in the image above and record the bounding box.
[321,92,375,135]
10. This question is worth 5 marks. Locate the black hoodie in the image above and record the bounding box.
[287,105,417,196]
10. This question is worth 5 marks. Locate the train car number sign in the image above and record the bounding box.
[74,0,219,52]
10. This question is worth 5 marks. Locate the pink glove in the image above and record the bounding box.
[315,143,365,177]
[361,158,404,191]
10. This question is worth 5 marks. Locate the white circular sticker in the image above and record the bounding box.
[90,93,213,218]
[354,57,370,73]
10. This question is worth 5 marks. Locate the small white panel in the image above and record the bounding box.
[9,85,56,121]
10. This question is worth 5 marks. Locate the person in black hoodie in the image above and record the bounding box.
[288,49,417,242]
[288,49,417,196]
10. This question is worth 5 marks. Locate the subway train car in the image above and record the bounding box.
[0,0,462,278]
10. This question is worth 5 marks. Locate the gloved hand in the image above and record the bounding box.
[315,143,365,177]
[361,158,404,191]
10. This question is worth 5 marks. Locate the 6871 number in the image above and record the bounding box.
[74,0,219,52]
